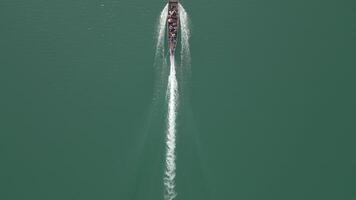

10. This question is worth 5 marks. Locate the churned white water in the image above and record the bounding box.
[154,3,190,200]
[164,54,178,200]
[179,4,191,71]
[155,4,168,59]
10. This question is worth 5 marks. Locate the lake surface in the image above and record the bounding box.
[0,0,355,200]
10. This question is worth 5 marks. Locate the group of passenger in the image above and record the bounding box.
[167,6,178,44]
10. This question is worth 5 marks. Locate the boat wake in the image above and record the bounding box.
[164,54,178,200]
[155,3,190,200]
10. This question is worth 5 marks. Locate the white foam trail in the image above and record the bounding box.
[158,4,190,200]
[179,4,191,70]
[164,54,178,200]
[153,4,168,101]
[155,4,168,59]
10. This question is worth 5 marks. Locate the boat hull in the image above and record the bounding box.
[167,0,179,55]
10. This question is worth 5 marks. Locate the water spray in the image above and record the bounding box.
[155,1,190,199]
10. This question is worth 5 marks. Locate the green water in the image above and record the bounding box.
[1,0,355,200]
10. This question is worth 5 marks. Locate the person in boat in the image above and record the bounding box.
[169,10,177,16]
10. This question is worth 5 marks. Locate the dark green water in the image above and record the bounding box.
[1,0,355,200]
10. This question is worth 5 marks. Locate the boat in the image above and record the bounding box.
[167,0,179,55]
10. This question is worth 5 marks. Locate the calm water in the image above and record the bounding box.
[1,0,355,200]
